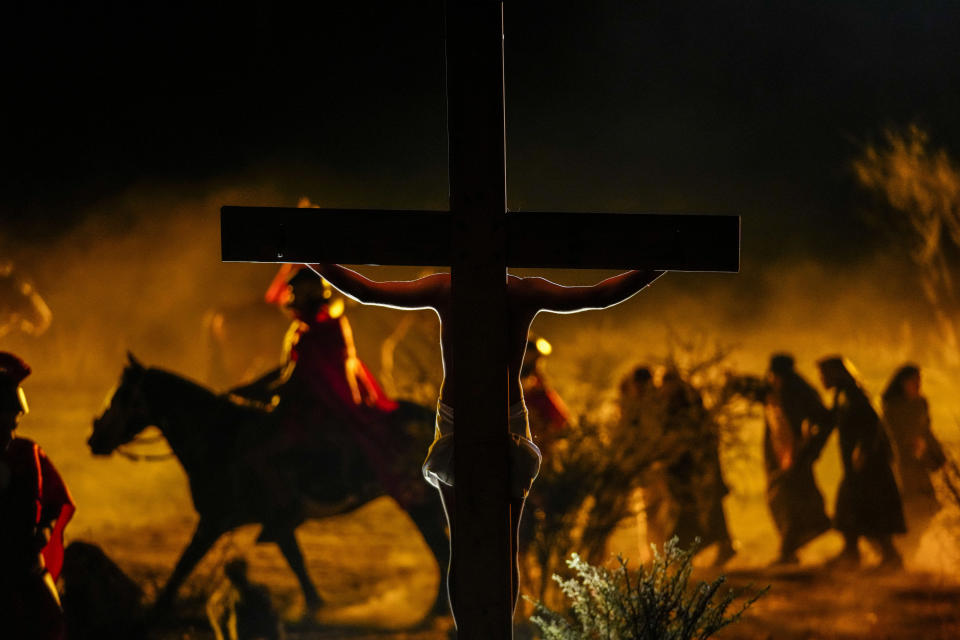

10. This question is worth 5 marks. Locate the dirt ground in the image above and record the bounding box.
[73,501,960,640]
[26,388,960,639]
[720,566,960,640]
[85,516,960,640]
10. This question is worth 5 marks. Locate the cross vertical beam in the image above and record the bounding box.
[220,2,740,635]
[446,1,513,638]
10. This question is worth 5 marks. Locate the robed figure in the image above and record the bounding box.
[881,364,946,555]
[731,354,832,564]
[817,356,905,570]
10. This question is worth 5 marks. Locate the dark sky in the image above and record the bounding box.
[3,1,960,264]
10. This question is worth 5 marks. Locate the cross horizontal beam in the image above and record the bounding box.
[220,207,451,266]
[221,206,740,271]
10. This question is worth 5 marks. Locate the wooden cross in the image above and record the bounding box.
[220,2,739,638]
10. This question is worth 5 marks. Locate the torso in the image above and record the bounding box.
[436,275,539,407]
[0,438,42,571]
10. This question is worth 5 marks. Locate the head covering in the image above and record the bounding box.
[817,355,857,389]
[0,351,30,414]
[288,268,332,302]
[265,264,332,308]
[0,352,30,384]
[882,363,921,403]
[769,353,795,376]
[224,557,249,584]
[632,366,653,385]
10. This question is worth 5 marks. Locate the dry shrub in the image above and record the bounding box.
[522,333,754,607]
[854,125,960,365]
[527,541,766,640]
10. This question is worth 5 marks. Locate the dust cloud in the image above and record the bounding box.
[1,180,958,576]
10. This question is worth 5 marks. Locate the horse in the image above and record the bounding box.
[89,353,447,617]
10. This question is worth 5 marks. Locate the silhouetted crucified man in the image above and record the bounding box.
[308,263,663,623]
[220,2,738,636]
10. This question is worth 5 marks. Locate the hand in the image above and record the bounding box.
[914,437,927,461]
[852,444,865,471]
[344,357,364,405]
[34,525,51,553]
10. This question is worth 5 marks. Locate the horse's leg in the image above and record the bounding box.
[153,519,222,613]
[405,497,451,617]
[275,529,323,614]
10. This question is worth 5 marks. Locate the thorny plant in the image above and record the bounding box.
[527,539,767,640]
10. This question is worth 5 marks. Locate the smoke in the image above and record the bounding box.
[1,178,957,570]
[3,183,290,390]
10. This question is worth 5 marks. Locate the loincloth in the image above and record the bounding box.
[422,401,542,499]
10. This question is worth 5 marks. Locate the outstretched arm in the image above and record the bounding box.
[517,270,664,314]
[306,263,447,310]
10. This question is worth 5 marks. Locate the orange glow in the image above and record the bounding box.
[536,337,552,356]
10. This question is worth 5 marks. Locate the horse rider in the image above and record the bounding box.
[230,265,408,538]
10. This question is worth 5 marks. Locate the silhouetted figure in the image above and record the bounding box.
[617,366,683,459]
[207,557,285,640]
[617,366,676,550]
[731,354,832,565]
[0,261,52,338]
[817,356,905,571]
[231,266,407,539]
[520,336,573,454]
[658,369,735,565]
[882,364,946,555]
[616,366,662,460]
[0,352,75,640]
[60,541,145,639]
[619,366,655,424]
[308,263,663,629]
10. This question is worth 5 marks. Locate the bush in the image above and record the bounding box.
[527,539,766,640]
[522,336,757,607]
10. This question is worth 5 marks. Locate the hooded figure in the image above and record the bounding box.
[761,354,832,564]
[817,356,905,570]
[0,352,75,640]
[881,364,945,554]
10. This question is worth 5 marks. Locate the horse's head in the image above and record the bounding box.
[89,353,152,456]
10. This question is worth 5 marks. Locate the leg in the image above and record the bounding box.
[437,485,457,626]
[775,532,800,565]
[826,531,861,570]
[275,529,323,613]
[703,492,735,566]
[509,495,526,616]
[154,520,221,612]
[438,483,528,627]
[871,534,903,570]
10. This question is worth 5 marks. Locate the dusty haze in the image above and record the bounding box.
[2,182,958,581]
